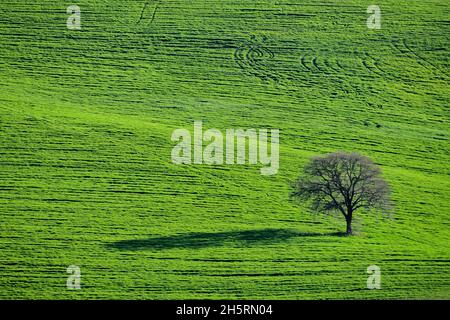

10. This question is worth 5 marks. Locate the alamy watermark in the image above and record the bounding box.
[171,121,279,175]
[367,5,381,29]
[66,5,379,31]
[67,5,81,30]
[367,265,381,289]
[66,265,81,289]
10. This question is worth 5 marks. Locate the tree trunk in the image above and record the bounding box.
[345,217,352,235]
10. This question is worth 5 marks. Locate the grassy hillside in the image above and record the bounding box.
[0,0,448,299]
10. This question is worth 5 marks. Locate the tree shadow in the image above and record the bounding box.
[108,228,345,251]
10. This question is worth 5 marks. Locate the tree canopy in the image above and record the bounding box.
[290,152,391,235]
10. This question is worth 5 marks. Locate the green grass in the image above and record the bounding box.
[0,0,449,299]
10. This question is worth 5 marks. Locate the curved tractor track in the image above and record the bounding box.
[233,37,280,85]
[390,36,449,79]
[298,48,389,79]
[137,0,160,27]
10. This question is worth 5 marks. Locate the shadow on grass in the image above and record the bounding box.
[108,228,345,250]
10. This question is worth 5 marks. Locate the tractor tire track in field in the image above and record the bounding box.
[310,55,344,75]
[298,48,388,78]
[311,56,322,73]
[137,1,160,26]
[390,37,449,78]
[324,56,344,74]
[299,51,329,74]
[233,37,280,85]
[360,50,387,78]
[299,50,313,72]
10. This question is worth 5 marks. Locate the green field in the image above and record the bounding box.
[0,0,449,299]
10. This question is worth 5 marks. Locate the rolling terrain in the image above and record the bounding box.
[0,0,449,299]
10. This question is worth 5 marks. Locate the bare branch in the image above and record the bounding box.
[290,152,392,235]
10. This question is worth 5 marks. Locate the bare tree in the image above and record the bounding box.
[290,152,391,235]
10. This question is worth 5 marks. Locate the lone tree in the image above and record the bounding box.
[290,152,391,235]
